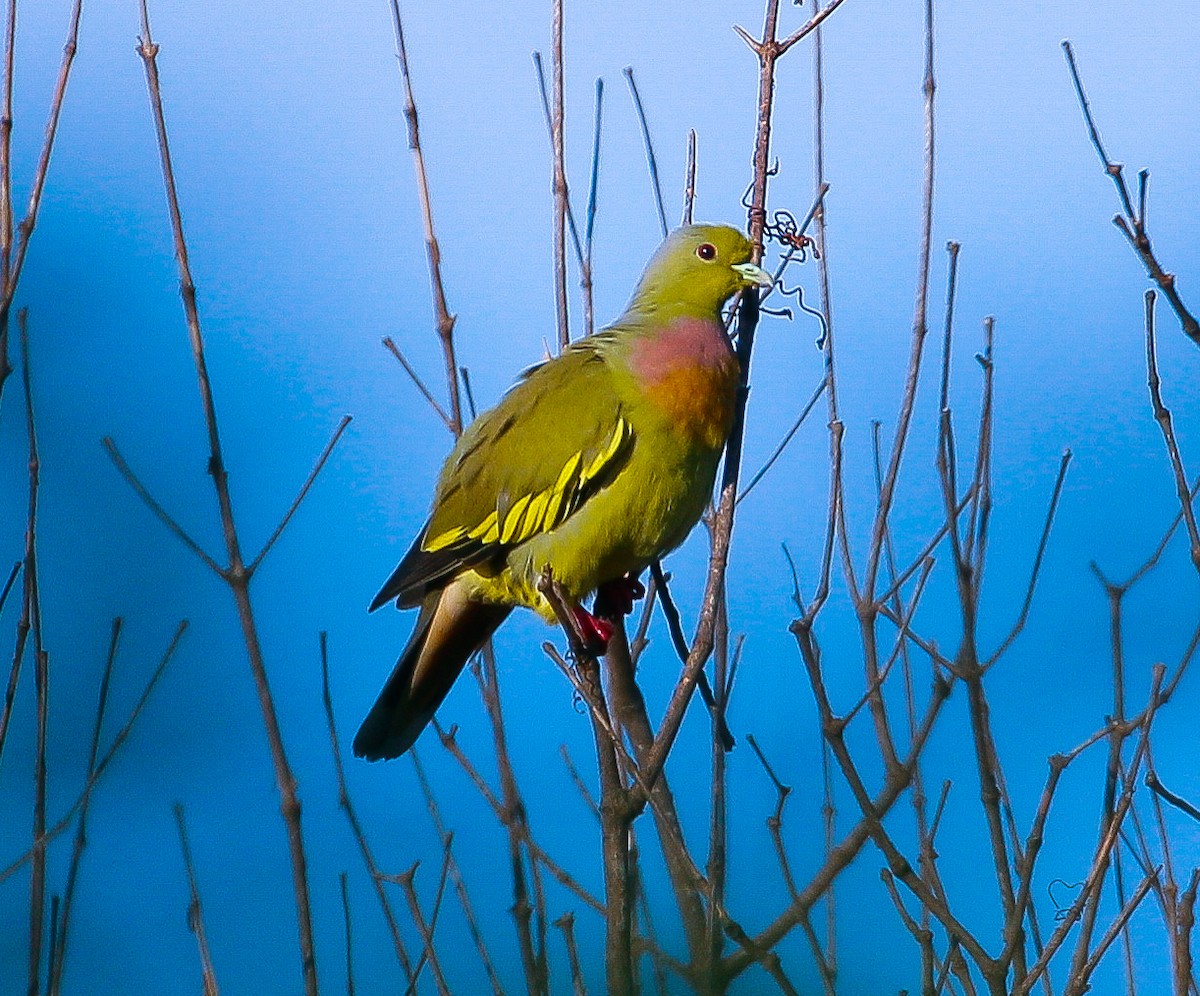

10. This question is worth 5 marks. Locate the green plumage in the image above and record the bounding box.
[356,224,770,760]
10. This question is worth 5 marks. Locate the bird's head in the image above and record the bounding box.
[625,224,772,321]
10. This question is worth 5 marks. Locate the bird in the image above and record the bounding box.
[354,223,771,760]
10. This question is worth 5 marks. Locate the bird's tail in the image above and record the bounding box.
[353,581,511,761]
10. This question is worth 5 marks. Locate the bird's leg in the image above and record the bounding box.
[539,565,617,656]
[569,604,615,655]
[563,575,646,656]
[593,573,647,619]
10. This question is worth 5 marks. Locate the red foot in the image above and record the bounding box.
[570,604,615,654]
[595,573,647,618]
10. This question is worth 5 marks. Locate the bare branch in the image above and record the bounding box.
[173,803,220,996]
[1144,290,1200,572]
[388,0,462,430]
[737,377,826,505]
[101,437,225,576]
[550,0,570,348]
[318,633,416,984]
[682,129,697,226]
[49,618,121,996]
[624,66,668,238]
[410,748,505,995]
[1062,40,1200,347]
[862,0,936,601]
[4,0,82,313]
[340,871,356,996]
[398,864,452,996]
[135,7,319,987]
[776,0,850,56]
[1147,771,1200,825]
[0,620,186,887]
[984,450,1072,668]
[382,336,454,434]
[554,912,588,996]
[248,415,352,575]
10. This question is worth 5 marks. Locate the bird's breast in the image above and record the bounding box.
[629,317,740,450]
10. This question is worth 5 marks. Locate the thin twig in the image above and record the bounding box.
[433,719,604,915]
[411,748,506,995]
[101,438,224,577]
[319,633,416,985]
[1143,290,1200,572]
[23,310,49,996]
[0,620,186,887]
[550,0,570,349]
[248,415,352,574]
[736,376,826,505]
[389,0,462,431]
[1147,772,1200,825]
[746,734,801,904]
[682,129,697,225]
[862,0,936,601]
[4,0,82,314]
[554,913,588,996]
[398,865,452,996]
[0,0,12,404]
[48,618,121,996]
[0,560,19,616]
[173,803,220,996]
[340,872,355,996]
[984,450,1072,668]
[624,66,668,238]
[560,743,599,819]
[382,336,454,433]
[1061,41,1200,348]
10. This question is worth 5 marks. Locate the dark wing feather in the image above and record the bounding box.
[369,526,497,612]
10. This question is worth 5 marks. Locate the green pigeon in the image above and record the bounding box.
[355,224,771,760]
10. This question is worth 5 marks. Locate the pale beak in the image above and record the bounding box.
[732,261,773,288]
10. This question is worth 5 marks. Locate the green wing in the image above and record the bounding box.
[371,344,635,611]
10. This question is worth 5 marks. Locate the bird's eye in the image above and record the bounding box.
[695,242,717,261]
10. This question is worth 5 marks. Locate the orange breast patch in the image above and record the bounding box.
[650,361,738,449]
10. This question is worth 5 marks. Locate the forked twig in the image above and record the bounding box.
[0,0,83,408]
[0,620,187,887]
[1062,41,1200,348]
[134,5,321,988]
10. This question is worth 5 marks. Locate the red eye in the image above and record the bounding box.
[696,242,717,260]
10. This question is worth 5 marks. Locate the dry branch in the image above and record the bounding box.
[48,619,121,996]
[173,803,220,996]
[133,5,325,989]
[1062,41,1200,348]
[319,633,416,984]
[388,0,462,431]
[0,0,82,409]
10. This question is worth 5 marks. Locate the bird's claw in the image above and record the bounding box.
[594,573,647,618]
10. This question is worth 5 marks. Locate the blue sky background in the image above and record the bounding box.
[1,0,1199,992]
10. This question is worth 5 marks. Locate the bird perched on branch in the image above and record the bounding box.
[355,224,771,760]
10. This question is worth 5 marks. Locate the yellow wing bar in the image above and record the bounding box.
[423,417,634,554]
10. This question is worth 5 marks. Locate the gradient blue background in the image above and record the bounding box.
[1,1,1199,992]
